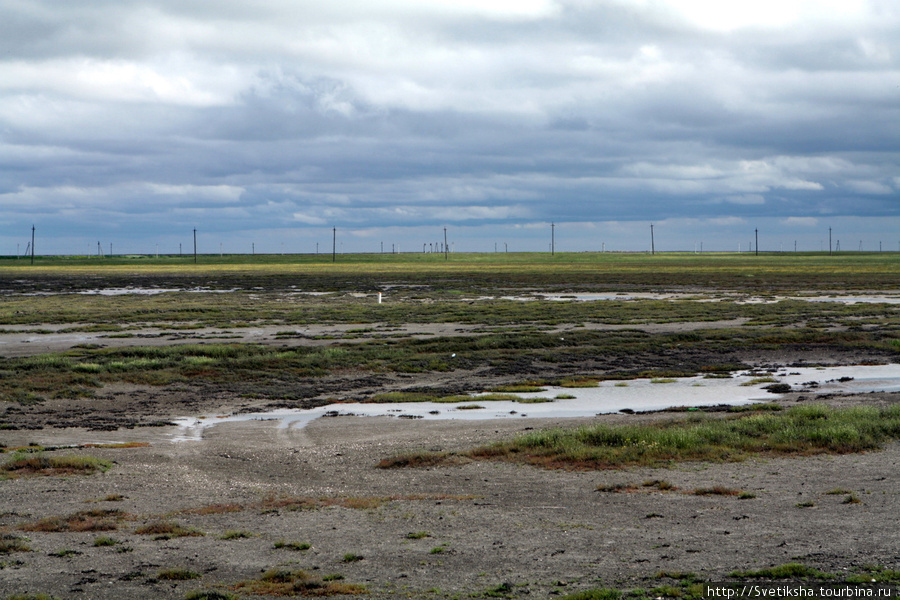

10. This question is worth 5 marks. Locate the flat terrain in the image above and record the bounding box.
[1,254,899,599]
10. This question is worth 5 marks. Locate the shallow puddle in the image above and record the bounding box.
[171,364,900,442]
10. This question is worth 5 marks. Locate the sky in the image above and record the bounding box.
[1,0,899,255]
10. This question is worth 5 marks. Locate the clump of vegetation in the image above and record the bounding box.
[273,540,311,551]
[184,590,238,600]
[596,482,638,493]
[20,509,127,533]
[381,404,900,470]
[1,453,112,478]
[559,378,599,388]
[490,383,546,393]
[0,533,32,554]
[730,403,782,412]
[92,535,118,547]
[220,530,254,540]
[232,569,366,596]
[134,521,204,539]
[643,479,677,491]
[731,563,833,580]
[342,552,363,563]
[158,568,201,581]
[693,486,742,496]
[406,531,431,539]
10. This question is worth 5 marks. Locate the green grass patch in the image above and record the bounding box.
[381,404,900,470]
[273,540,311,551]
[183,591,238,600]
[220,530,254,540]
[158,568,202,581]
[0,534,31,554]
[490,384,547,393]
[92,535,119,547]
[730,563,833,580]
[1,453,112,478]
[232,568,366,596]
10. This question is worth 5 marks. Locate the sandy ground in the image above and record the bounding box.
[1,383,899,599]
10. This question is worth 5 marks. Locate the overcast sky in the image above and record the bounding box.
[1,0,898,255]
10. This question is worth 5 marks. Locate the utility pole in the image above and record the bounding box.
[829,227,832,255]
[193,228,197,263]
[443,227,448,261]
[31,226,35,265]
[650,224,655,255]
[551,223,555,255]
[755,228,758,256]
[332,228,336,263]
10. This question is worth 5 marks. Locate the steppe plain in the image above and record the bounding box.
[0,253,899,600]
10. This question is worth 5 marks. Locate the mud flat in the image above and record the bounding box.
[2,258,900,599]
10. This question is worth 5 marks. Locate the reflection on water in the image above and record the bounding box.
[171,364,900,442]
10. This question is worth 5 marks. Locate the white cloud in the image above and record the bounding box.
[722,195,765,205]
[845,180,893,195]
[649,0,868,31]
[0,56,250,106]
[782,217,819,227]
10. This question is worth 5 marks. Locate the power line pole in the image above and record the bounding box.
[31,226,35,265]
[755,228,758,256]
[332,228,336,263]
[650,224,655,255]
[551,223,555,255]
[443,227,448,260]
[829,227,832,255]
[193,228,197,263]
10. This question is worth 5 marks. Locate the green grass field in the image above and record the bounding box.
[2,251,899,290]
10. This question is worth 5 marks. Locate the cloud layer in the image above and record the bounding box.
[1,0,898,253]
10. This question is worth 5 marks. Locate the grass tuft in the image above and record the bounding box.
[232,568,366,596]
[0,533,32,554]
[184,590,238,600]
[731,563,833,580]
[135,521,204,539]
[1,453,112,478]
[158,568,202,581]
[20,509,127,533]
[273,540,311,551]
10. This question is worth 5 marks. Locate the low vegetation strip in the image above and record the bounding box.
[1,454,112,478]
[379,405,900,470]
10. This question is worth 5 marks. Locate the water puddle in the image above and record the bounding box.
[170,364,900,441]
[490,293,900,304]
